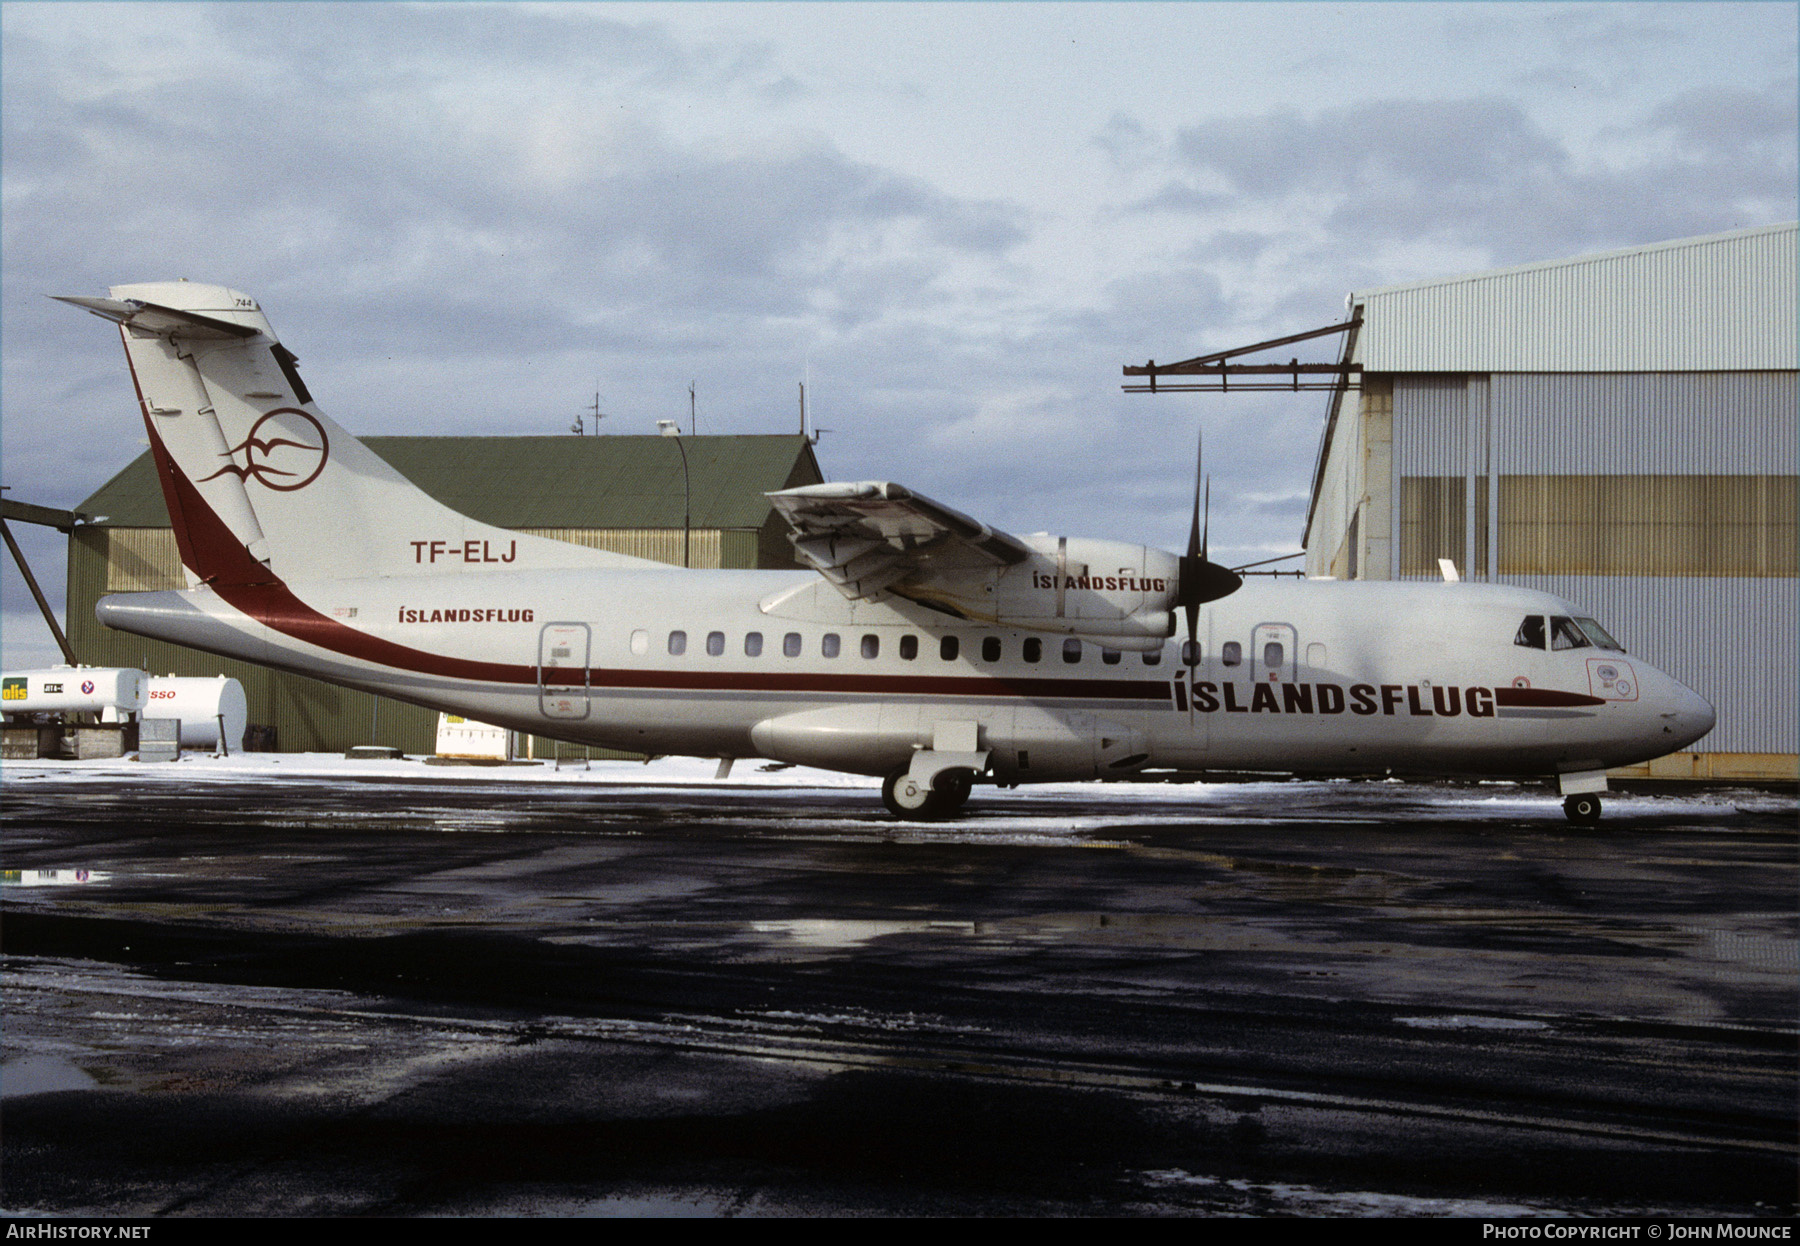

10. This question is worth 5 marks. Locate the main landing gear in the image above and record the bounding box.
[1562,792,1603,826]
[881,768,974,820]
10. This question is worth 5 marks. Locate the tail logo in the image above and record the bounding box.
[199,408,330,492]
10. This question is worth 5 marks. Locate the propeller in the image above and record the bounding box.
[1173,429,1242,661]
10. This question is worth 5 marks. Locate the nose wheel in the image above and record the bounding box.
[1562,793,1603,825]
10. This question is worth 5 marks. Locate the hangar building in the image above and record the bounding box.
[67,433,823,755]
[1303,223,1796,781]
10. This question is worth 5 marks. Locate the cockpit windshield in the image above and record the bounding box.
[1573,616,1623,651]
[1549,615,1589,650]
[1514,614,1625,653]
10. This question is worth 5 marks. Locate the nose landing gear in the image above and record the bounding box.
[1562,792,1603,825]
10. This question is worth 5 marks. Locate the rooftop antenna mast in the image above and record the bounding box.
[688,381,697,436]
[800,365,826,445]
[572,383,607,435]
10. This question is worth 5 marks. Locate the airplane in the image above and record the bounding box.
[57,281,1716,823]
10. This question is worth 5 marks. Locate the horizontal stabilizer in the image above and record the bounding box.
[52,296,260,340]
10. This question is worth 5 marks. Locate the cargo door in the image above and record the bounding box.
[538,622,590,720]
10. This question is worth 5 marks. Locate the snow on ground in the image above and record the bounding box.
[0,751,877,789]
[0,752,1788,825]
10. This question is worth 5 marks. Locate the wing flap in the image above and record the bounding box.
[768,481,1031,603]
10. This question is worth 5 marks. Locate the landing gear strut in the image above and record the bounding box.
[881,768,974,820]
[1562,792,1603,825]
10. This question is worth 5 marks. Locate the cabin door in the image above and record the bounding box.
[538,622,591,720]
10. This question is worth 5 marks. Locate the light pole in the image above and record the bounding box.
[656,420,691,568]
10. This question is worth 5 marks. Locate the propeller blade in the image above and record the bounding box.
[1174,429,1239,661]
[1202,476,1210,563]
[1187,431,1203,561]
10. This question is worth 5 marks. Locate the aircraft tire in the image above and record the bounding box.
[933,772,974,813]
[1562,793,1603,825]
[882,769,945,820]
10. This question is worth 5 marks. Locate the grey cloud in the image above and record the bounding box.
[211,3,728,95]
[4,23,1025,368]
[1175,98,1568,201]
[1160,94,1796,263]
[1093,112,1158,172]
[1123,182,1236,216]
[1642,83,1799,160]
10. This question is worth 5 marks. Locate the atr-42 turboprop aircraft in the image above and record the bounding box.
[60,282,1715,821]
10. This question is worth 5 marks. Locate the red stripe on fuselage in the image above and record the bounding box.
[1493,686,1606,709]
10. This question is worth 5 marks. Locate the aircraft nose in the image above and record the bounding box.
[1661,680,1716,751]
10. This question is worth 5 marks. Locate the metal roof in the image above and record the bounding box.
[1351,222,1798,373]
[78,434,823,529]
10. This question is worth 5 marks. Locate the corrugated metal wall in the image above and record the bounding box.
[1491,373,1797,474]
[1392,376,1492,578]
[514,527,758,569]
[1358,223,1797,373]
[1383,371,1797,755]
[1509,576,1795,755]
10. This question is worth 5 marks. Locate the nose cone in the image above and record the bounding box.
[1662,681,1716,752]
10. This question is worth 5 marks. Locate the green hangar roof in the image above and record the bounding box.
[78,434,824,531]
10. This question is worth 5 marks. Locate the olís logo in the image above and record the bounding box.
[199,409,330,492]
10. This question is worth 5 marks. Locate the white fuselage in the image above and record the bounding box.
[99,568,1716,783]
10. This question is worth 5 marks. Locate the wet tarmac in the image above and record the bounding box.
[2,768,1795,1217]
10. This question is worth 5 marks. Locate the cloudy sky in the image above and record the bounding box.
[4,1,1795,668]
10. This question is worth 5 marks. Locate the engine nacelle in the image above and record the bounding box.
[898,536,1180,650]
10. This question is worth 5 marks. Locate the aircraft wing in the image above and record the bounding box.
[767,481,1033,601]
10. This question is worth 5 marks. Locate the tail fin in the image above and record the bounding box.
[59,282,657,586]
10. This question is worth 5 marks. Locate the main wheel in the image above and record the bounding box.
[934,771,974,813]
[882,769,943,820]
[1562,792,1602,825]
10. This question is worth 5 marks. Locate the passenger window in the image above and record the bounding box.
[1102,648,1121,666]
[706,631,725,656]
[861,634,880,659]
[1062,638,1081,664]
[1514,616,1546,649]
[821,633,841,658]
[1222,641,1242,667]
[1180,639,1200,667]
[667,630,687,656]
[982,637,1001,662]
[630,629,649,656]
[1023,637,1042,663]
[1550,616,1590,651]
[940,636,959,661]
[1263,641,1284,669]
[744,632,763,657]
[900,635,918,661]
[783,632,802,658]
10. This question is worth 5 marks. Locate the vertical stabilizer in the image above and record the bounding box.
[59,283,657,585]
